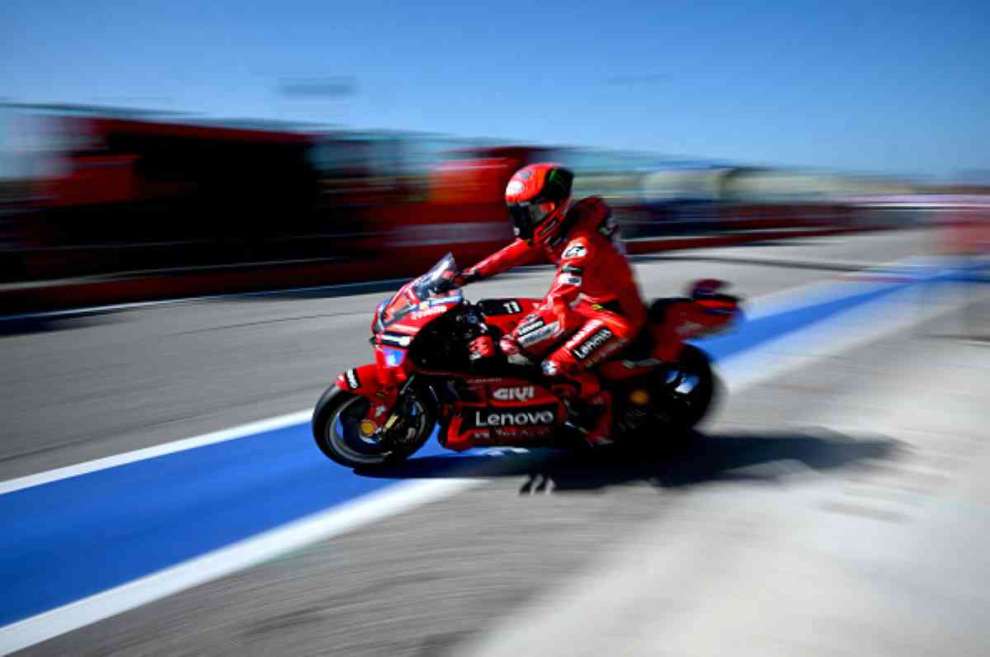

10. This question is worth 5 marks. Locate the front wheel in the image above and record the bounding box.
[312,385,435,468]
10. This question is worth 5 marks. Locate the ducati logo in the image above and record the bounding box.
[493,385,535,402]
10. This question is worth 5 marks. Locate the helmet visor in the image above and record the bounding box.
[508,202,552,240]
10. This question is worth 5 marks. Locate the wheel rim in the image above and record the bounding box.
[673,372,702,403]
[660,368,710,421]
[323,395,429,465]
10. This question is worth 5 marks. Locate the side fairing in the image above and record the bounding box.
[442,377,565,451]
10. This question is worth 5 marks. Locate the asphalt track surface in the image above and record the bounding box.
[3,229,989,656]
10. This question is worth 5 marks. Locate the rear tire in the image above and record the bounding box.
[656,344,718,432]
[312,385,435,468]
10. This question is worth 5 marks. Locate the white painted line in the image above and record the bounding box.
[0,410,312,496]
[0,476,478,656]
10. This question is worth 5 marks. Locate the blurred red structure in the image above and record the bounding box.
[0,107,918,313]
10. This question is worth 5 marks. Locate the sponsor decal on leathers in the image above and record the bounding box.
[516,315,544,335]
[562,241,587,259]
[556,273,582,286]
[571,327,614,360]
[518,321,560,347]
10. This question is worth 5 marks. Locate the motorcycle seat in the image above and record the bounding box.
[613,297,689,363]
[647,296,691,325]
[618,328,655,361]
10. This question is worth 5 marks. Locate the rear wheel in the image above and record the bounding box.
[312,385,435,468]
[653,345,717,432]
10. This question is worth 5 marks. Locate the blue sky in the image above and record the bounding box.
[2,0,988,177]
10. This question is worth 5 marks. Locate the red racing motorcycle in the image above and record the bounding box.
[313,254,742,468]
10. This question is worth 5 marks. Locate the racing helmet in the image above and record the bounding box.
[505,163,574,245]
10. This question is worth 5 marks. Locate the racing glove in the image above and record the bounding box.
[436,268,480,293]
[468,335,497,361]
[453,267,481,287]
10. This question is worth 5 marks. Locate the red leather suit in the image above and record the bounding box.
[465,196,646,393]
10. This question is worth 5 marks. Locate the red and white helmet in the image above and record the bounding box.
[505,163,574,245]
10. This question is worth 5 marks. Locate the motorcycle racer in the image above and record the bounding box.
[456,163,647,445]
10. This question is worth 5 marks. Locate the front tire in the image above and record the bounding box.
[312,385,435,468]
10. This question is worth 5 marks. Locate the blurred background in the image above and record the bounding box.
[2,2,990,657]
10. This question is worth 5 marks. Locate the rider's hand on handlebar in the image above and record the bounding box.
[436,268,478,292]
[453,267,480,288]
[468,335,497,361]
[434,270,459,293]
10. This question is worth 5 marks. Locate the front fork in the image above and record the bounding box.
[335,363,433,443]
[335,363,402,439]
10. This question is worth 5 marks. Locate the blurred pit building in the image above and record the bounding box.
[0,103,975,313]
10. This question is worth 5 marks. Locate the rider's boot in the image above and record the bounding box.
[557,371,613,447]
[474,337,613,445]
[564,390,613,447]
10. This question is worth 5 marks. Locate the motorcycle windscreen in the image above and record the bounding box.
[378,253,462,328]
